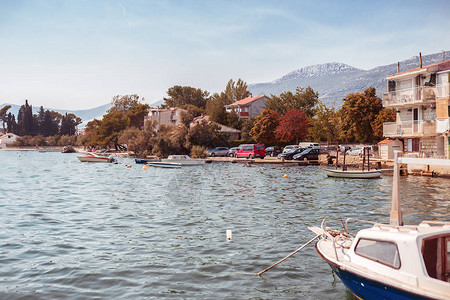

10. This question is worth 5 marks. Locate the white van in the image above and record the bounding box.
[298,142,320,149]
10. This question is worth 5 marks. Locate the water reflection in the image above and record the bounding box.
[0,151,448,299]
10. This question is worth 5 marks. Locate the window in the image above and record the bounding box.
[242,146,253,151]
[355,238,401,268]
[255,145,264,150]
[422,235,450,282]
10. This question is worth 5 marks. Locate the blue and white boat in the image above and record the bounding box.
[310,152,450,300]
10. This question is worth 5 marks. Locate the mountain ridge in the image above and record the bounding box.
[249,51,450,107]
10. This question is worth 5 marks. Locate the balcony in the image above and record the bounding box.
[383,120,436,137]
[382,83,449,107]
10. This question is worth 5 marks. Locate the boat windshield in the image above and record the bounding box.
[354,238,401,269]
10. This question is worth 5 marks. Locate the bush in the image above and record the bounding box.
[190,145,208,158]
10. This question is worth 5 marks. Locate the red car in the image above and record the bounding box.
[235,144,265,159]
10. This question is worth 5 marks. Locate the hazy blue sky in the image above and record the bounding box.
[1,0,449,109]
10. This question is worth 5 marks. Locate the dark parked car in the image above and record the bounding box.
[208,147,229,157]
[277,148,305,160]
[293,148,320,161]
[265,146,281,157]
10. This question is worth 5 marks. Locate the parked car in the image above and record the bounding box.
[346,146,373,156]
[277,147,305,160]
[208,147,229,157]
[282,145,299,153]
[265,146,281,157]
[235,144,265,159]
[227,147,239,157]
[293,148,320,160]
[298,142,320,148]
[346,147,363,156]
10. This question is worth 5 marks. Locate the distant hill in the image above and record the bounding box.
[248,51,450,107]
[0,103,111,128]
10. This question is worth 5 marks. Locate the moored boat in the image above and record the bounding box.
[135,157,161,164]
[310,152,450,299]
[324,168,381,179]
[161,155,205,166]
[147,162,182,168]
[77,152,115,163]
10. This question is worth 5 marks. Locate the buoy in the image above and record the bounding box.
[226,230,232,241]
[283,174,289,178]
[143,165,148,170]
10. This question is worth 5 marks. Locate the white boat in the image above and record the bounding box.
[77,152,115,163]
[324,168,381,179]
[310,152,450,300]
[161,155,206,166]
[147,162,182,168]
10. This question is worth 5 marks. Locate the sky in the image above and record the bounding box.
[1,0,450,110]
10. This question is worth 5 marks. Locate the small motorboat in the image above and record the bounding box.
[135,157,161,164]
[77,152,116,163]
[326,146,381,178]
[161,155,205,166]
[324,168,381,179]
[147,162,182,168]
[310,152,450,299]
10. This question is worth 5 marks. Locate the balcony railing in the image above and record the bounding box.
[383,120,436,137]
[382,83,450,107]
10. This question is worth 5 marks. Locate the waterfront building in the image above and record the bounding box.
[225,95,268,120]
[382,59,450,159]
[0,133,19,149]
[146,107,187,132]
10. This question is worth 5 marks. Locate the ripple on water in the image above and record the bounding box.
[0,152,449,299]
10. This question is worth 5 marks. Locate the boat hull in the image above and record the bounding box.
[77,156,110,163]
[148,162,182,168]
[324,169,381,179]
[160,159,205,166]
[329,263,434,300]
[135,158,160,164]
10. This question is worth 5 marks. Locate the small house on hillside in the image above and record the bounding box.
[378,139,403,159]
[191,115,241,140]
[0,133,19,149]
[146,107,187,132]
[225,95,268,120]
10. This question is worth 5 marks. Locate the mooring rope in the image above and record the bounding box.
[249,234,321,276]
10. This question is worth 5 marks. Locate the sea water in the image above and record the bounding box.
[0,151,448,299]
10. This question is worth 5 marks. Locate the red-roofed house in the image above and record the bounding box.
[382,58,450,159]
[225,95,268,120]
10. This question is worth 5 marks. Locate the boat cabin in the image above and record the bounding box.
[347,221,450,289]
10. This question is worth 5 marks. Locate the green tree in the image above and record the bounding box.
[186,120,220,149]
[60,113,82,136]
[206,78,250,127]
[274,109,309,144]
[250,110,280,144]
[0,105,11,133]
[309,100,340,143]
[179,104,203,127]
[338,87,383,143]
[222,78,251,104]
[108,94,143,113]
[372,108,397,141]
[163,86,209,109]
[240,118,256,141]
[125,103,150,128]
[265,86,319,116]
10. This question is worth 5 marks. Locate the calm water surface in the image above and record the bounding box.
[0,151,449,299]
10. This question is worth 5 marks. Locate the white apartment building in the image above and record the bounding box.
[382,60,450,159]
